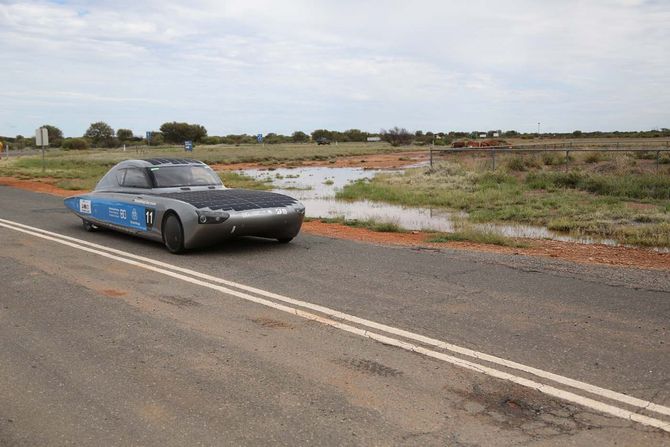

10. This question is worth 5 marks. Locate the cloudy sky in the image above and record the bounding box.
[1,0,668,137]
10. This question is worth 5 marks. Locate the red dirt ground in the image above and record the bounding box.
[2,175,668,271]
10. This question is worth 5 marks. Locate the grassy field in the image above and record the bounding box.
[337,151,670,247]
[0,142,408,190]
[3,139,670,248]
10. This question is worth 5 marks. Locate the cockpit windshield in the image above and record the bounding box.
[150,166,222,188]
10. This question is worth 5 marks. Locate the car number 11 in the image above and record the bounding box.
[145,208,155,228]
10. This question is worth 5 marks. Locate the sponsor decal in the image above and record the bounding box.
[79,199,92,214]
[77,198,149,231]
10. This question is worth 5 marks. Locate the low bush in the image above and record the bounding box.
[506,155,540,171]
[526,172,670,200]
[62,138,90,150]
[542,152,563,166]
[506,156,527,171]
[583,152,604,163]
[428,227,527,248]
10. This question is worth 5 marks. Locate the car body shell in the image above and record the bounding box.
[63,159,305,250]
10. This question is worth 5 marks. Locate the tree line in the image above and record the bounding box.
[2,121,669,150]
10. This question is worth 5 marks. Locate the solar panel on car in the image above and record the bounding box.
[144,158,204,166]
[151,189,297,211]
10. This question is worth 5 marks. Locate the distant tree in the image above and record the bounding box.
[263,133,291,144]
[149,133,165,146]
[159,122,207,143]
[572,130,583,137]
[343,129,367,142]
[42,124,63,147]
[14,135,27,149]
[84,121,115,147]
[380,127,414,146]
[116,128,134,142]
[263,133,279,144]
[311,129,333,142]
[291,131,310,143]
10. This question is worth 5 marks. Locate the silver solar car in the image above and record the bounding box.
[64,158,305,253]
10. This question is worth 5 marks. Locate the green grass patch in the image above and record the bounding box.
[526,171,670,200]
[308,216,406,233]
[218,171,272,190]
[336,161,670,247]
[428,229,528,248]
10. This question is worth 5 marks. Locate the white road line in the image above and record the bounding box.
[1,219,669,433]
[2,218,669,421]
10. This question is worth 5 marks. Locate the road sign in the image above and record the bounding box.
[146,131,152,144]
[35,127,49,172]
[257,134,263,143]
[184,140,193,152]
[35,127,49,146]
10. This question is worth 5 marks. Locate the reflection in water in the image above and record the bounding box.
[238,167,623,247]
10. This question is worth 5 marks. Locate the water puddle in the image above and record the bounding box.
[237,167,630,247]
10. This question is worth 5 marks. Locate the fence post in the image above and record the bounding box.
[565,150,570,172]
[657,151,661,172]
[492,149,496,171]
[430,149,433,168]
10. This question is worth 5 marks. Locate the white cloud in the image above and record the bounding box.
[1,0,668,136]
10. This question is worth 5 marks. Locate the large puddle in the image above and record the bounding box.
[238,167,620,246]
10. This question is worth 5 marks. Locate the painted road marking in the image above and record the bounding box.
[0,218,669,433]
[2,218,669,420]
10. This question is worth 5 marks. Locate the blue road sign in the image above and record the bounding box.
[146,131,152,142]
[257,133,263,143]
[184,140,193,152]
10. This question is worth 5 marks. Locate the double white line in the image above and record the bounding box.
[1,217,669,433]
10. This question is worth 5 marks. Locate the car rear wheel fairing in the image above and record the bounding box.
[277,237,293,244]
[163,214,185,254]
[82,219,98,232]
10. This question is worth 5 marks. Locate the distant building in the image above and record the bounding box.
[367,137,381,142]
[478,133,486,139]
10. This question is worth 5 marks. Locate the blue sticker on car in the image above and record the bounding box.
[65,196,149,231]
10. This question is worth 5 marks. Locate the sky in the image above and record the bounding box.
[1,0,669,137]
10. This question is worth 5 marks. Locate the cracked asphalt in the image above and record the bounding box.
[1,186,669,446]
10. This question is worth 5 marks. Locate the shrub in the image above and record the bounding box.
[504,155,540,172]
[201,136,222,145]
[526,172,582,189]
[62,138,90,150]
[526,172,670,200]
[542,153,562,166]
[633,151,657,160]
[507,156,526,171]
[583,152,603,164]
[149,133,165,146]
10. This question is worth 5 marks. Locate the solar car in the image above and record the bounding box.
[64,158,305,253]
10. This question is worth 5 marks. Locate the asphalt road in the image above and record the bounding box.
[1,185,669,446]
